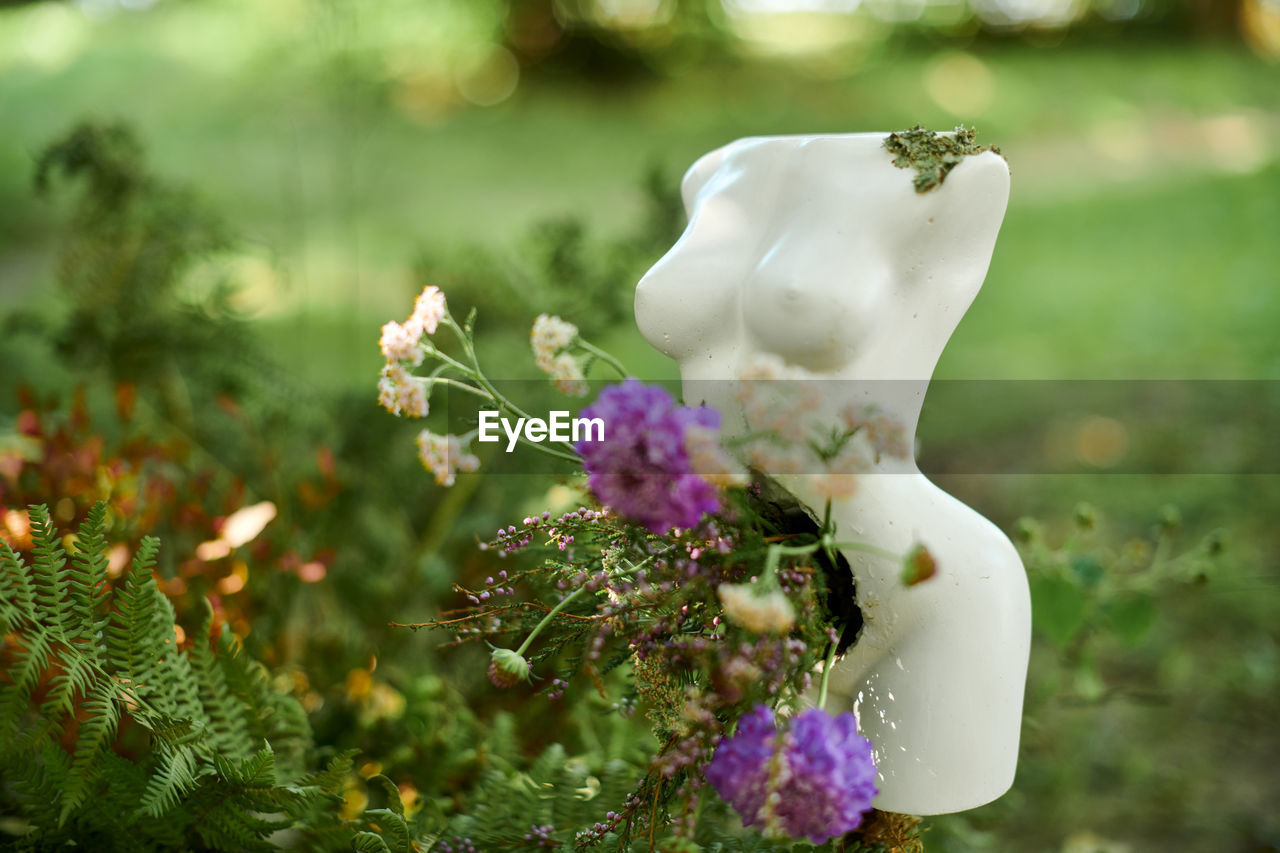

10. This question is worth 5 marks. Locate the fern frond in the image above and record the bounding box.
[215,624,311,775]
[105,535,162,692]
[68,501,111,656]
[58,681,121,825]
[362,809,411,853]
[28,504,71,639]
[3,502,332,849]
[0,537,38,631]
[138,742,201,818]
[189,606,253,763]
[353,831,394,853]
[0,631,52,740]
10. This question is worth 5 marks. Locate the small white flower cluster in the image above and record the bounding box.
[378,284,447,367]
[840,403,912,462]
[684,424,749,488]
[416,430,480,487]
[530,314,587,396]
[378,363,429,418]
[376,285,483,484]
[717,582,796,634]
[733,353,906,500]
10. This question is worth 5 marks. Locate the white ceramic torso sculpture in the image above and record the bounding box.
[635,133,1031,815]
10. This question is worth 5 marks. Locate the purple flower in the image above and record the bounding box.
[575,379,722,534]
[705,705,878,844]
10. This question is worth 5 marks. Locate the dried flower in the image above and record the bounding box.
[488,647,532,688]
[717,583,795,634]
[547,352,588,397]
[379,320,425,366]
[531,313,578,369]
[841,404,911,461]
[416,431,480,486]
[684,424,748,488]
[378,363,429,417]
[900,543,937,587]
[705,705,877,844]
[575,379,722,534]
[410,285,447,336]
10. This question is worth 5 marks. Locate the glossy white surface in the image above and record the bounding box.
[635,133,1031,815]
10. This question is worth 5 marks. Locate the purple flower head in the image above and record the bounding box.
[575,379,722,534]
[705,705,878,844]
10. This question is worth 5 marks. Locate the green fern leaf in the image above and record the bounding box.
[352,831,393,853]
[68,501,111,656]
[0,537,39,631]
[138,742,201,818]
[363,809,411,853]
[58,682,121,825]
[366,774,405,817]
[189,605,253,762]
[105,535,161,695]
[28,504,71,640]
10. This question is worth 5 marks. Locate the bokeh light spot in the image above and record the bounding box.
[1073,415,1129,469]
[923,52,995,117]
[454,44,520,107]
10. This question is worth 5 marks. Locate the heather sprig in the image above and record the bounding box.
[394,479,918,844]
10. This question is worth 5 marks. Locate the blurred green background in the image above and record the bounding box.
[1,0,1278,850]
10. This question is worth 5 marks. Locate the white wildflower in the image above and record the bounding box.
[379,320,424,366]
[531,313,578,370]
[717,583,796,634]
[409,285,447,336]
[548,352,588,397]
[378,363,429,418]
[416,431,480,487]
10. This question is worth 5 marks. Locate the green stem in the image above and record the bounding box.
[576,338,629,378]
[432,377,489,400]
[515,586,586,657]
[432,315,580,462]
[827,539,902,562]
[817,641,838,710]
[443,315,579,458]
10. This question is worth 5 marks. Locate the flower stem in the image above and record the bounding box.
[514,585,585,657]
[827,540,902,562]
[576,338,629,378]
[433,314,581,462]
[817,641,838,710]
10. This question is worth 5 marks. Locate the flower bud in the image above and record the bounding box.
[900,543,937,587]
[717,583,795,634]
[488,647,531,688]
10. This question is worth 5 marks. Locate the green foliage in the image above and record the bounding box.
[0,503,353,851]
[413,161,683,341]
[1018,504,1224,701]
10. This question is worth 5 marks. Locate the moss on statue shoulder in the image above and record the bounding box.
[884,125,1003,194]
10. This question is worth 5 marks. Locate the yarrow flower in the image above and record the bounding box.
[530,313,578,369]
[575,379,724,534]
[706,705,877,844]
[717,583,796,634]
[416,430,480,486]
[547,352,588,397]
[410,285,447,336]
[531,315,588,395]
[378,363,429,417]
[379,320,425,366]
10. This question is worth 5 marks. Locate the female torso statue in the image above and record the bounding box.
[635,133,1031,815]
